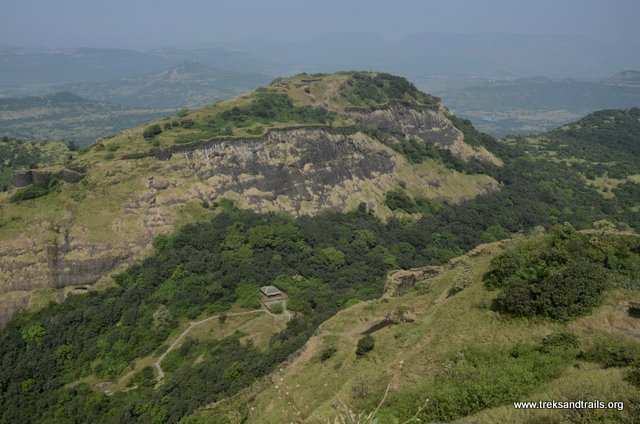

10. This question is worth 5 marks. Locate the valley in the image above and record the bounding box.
[424,70,640,137]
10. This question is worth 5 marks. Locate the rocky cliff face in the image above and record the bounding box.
[0,85,501,327]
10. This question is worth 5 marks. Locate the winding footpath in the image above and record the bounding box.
[154,305,291,381]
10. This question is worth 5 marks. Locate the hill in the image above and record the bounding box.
[437,73,640,137]
[605,70,640,88]
[510,108,640,220]
[0,72,507,327]
[58,61,272,108]
[0,92,173,144]
[0,72,638,423]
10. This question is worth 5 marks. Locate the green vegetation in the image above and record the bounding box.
[0,137,75,189]
[9,179,60,202]
[0,206,406,423]
[340,72,437,106]
[541,108,640,179]
[152,90,335,143]
[384,189,441,215]
[190,229,639,423]
[581,334,640,368]
[319,346,337,362]
[356,335,375,357]
[380,341,576,422]
[1,72,640,423]
[269,302,284,314]
[220,90,333,125]
[143,124,163,139]
[485,223,640,319]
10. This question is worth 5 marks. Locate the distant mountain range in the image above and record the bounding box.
[58,60,271,108]
[2,33,640,96]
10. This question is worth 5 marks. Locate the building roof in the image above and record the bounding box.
[260,285,283,296]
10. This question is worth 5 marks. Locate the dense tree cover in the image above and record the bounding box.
[340,72,438,106]
[538,108,640,179]
[484,223,640,319]
[0,206,412,424]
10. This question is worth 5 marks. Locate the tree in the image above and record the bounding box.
[21,323,46,346]
[153,305,174,328]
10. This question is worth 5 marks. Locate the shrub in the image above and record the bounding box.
[10,178,59,203]
[180,119,196,129]
[581,335,640,367]
[320,346,337,362]
[626,367,640,389]
[539,331,579,353]
[356,335,375,356]
[143,124,162,139]
[484,224,638,320]
[494,260,608,320]
[10,183,48,202]
[131,366,155,387]
[385,189,417,213]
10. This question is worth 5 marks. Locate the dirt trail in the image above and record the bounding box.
[154,305,292,381]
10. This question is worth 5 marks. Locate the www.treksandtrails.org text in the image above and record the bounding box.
[513,400,624,411]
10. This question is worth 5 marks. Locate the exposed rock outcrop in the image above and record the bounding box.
[11,167,85,188]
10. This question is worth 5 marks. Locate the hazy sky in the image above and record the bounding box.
[2,0,639,50]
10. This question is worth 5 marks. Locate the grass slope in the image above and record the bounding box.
[190,233,640,423]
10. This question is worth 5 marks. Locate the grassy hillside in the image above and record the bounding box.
[0,92,173,144]
[188,226,640,423]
